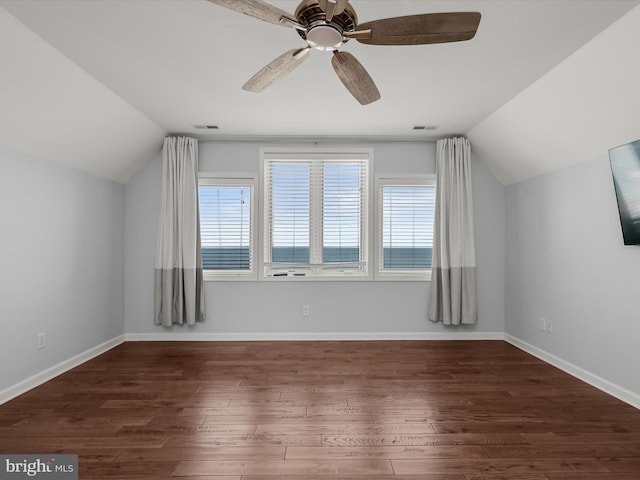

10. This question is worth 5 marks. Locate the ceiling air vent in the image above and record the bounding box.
[413,125,438,131]
[194,125,219,130]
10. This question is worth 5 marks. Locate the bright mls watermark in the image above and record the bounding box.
[0,455,77,479]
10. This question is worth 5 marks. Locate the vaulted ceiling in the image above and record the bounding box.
[1,0,639,184]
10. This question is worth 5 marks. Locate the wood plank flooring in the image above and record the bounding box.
[0,340,638,479]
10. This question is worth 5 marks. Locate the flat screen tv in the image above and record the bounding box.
[609,138,640,245]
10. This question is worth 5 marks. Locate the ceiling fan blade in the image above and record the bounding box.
[318,0,348,21]
[356,12,481,46]
[242,47,311,93]
[207,0,297,28]
[331,51,380,105]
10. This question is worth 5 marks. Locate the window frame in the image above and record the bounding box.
[198,173,258,281]
[374,173,436,282]
[260,148,373,281]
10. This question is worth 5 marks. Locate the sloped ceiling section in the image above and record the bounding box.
[0,8,165,183]
[468,5,640,185]
[1,1,639,185]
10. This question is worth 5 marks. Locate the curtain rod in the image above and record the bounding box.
[191,135,447,144]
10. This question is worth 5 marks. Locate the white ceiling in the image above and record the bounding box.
[0,0,639,184]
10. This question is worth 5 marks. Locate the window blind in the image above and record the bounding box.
[381,184,435,270]
[322,162,364,265]
[264,154,368,276]
[199,183,252,271]
[268,161,311,265]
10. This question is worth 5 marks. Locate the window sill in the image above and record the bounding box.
[261,273,372,282]
[203,272,257,282]
[202,272,431,282]
[375,272,432,282]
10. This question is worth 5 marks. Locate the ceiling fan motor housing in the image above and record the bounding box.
[295,0,357,50]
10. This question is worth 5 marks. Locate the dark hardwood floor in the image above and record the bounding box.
[0,340,639,479]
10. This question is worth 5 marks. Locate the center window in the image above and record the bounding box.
[263,151,369,278]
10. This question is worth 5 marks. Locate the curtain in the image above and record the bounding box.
[428,137,477,325]
[154,136,204,326]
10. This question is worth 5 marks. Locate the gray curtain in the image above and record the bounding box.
[154,136,204,326]
[428,137,477,325]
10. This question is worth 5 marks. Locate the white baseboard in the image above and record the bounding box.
[5,332,636,411]
[125,331,506,342]
[505,334,640,410]
[0,335,125,406]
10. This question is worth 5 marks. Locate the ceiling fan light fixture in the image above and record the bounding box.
[306,24,344,51]
[206,1,481,106]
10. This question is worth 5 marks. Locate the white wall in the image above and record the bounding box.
[125,140,506,338]
[505,154,640,397]
[0,145,125,393]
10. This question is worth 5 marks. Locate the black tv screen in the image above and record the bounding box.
[609,138,640,245]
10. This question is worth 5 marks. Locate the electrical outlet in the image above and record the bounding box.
[37,332,46,349]
[539,317,546,331]
[545,319,553,333]
[302,304,310,317]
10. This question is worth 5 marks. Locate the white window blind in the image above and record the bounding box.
[263,153,369,278]
[198,176,255,278]
[377,176,435,278]
[269,161,311,265]
[322,162,364,267]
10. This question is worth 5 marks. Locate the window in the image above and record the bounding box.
[198,174,256,280]
[376,175,435,280]
[262,151,369,278]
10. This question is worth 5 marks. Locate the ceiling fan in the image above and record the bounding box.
[208,0,481,105]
